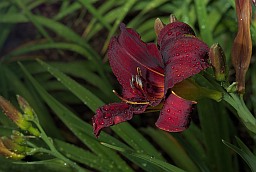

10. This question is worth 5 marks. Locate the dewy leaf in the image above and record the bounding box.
[101,142,186,172]
[223,138,256,171]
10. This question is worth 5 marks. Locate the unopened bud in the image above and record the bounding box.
[1,136,26,154]
[11,131,25,143]
[17,95,35,120]
[209,43,227,81]
[0,96,40,137]
[0,139,24,160]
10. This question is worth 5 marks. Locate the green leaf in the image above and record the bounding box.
[102,142,187,172]
[37,59,104,112]
[194,0,213,45]
[102,0,136,53]
[1,64,61,138]
[55,139,119,172]
[223,137,256,172]
[14,158,77,172]
[197,100,234,172]
[78,0,111,30]
[142,128,200,172]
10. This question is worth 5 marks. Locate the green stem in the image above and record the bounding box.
[223,93,256,134]
[33,121,86,172]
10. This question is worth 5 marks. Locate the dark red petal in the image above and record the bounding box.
[155,93,194,132]
[162,36,209,93]
[157,22,195,49]
[108,23,164,99]
[92,102,147,137]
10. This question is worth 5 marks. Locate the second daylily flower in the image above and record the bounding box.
[93,18,210,137]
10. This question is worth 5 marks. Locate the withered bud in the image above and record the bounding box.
[154,18,165,37]
[231,0,252,94]
[209,43,227,81]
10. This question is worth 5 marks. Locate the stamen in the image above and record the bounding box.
[112,90,149,105]
[136,67,142,76]
[130,75,135,89]
[135,75,143,89]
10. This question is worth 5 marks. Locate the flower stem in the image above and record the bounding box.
[33,121,86,172]
[223,92,256,134]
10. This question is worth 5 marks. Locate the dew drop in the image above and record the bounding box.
[167,109,170,113]
[168,31,172,35]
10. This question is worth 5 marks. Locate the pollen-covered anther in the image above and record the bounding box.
[112,90,149,105]
[130,75,135,89]
[136,67,142,76]
[135,75,143,90]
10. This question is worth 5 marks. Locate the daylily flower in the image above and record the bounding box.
[92,18,209,137]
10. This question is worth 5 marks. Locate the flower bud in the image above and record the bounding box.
[17,95,35,120]
[1,136,26,154]
[231,0,252,94]
[0,139,24,160]
[11,130,26,144]
[0,96,40,137]
[209,43,227,81]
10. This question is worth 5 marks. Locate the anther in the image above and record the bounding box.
[136,67,142,76]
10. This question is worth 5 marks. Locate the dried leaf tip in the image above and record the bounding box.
[154,18,164,36]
